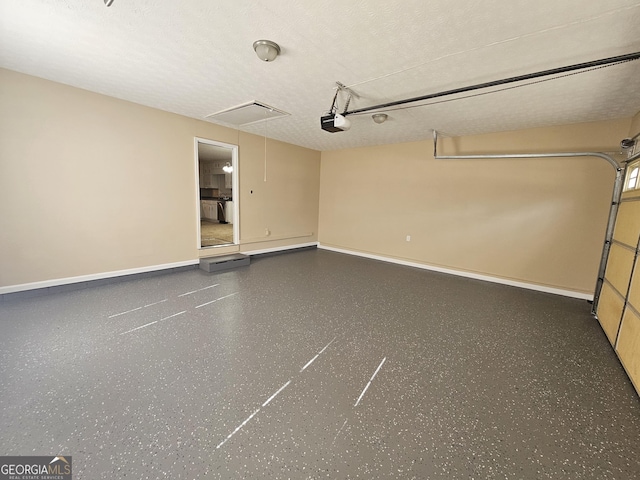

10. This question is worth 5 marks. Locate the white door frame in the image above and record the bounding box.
[194,137,239,249]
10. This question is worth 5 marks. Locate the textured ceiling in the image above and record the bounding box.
[1,0,639,151]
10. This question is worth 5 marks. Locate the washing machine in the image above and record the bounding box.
[224,201,234,225]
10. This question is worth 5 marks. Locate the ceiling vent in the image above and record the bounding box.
[206,101,289,126]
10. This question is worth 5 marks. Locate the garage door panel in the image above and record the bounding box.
[616,308,640,393]
[597,282,625,345]
[598,164,640,397]
[612,200,640,246]
[628,270,640,312]
[604,244,635,297]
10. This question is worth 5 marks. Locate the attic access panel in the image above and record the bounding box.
[206,101,289,126]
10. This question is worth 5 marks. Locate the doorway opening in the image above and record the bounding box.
[195,138,238,248]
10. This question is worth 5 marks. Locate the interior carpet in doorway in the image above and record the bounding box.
[201,220,233,246]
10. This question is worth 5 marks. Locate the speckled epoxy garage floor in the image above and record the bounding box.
[1,249,639,479]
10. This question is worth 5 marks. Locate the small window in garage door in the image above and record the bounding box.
[624,161,639,191]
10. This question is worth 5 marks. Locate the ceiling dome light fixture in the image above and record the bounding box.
[253,40,281,62]
[372,113,388,124]
[104,0,114,6]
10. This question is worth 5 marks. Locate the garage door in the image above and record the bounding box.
[596,158,640,394]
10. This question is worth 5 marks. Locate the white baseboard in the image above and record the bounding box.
[242,242,319,257]
[318,244,594,301]
[0,242,319,295]
[0,259,200,295]
[2,244,592,301]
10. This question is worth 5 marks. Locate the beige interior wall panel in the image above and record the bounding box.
[612,200,640,247]
[604,243,636,297]
[319,119,629,295]
[597,281,626,345]
[0,68,320,288]
[616,307,640,394]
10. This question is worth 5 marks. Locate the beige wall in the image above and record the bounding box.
[0,69,320,290]
[319,119,631,295]
[238,135,320,246]
[1,66,633,297]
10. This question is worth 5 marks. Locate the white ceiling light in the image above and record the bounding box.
[372,113,388,124]
[253,40,281,62]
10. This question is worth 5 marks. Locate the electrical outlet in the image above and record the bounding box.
[406,235,411,242]
[265,228,271,236]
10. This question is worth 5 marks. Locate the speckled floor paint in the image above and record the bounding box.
[1,249,639,479]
